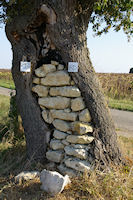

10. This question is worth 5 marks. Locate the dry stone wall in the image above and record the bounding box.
[32,61,94,177]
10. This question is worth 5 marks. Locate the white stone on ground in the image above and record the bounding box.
[15,171,40,183]
[40,169,71,196]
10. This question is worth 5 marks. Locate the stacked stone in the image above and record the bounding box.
[32,61,94,177]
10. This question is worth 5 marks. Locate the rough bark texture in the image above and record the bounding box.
[6,0,123,166]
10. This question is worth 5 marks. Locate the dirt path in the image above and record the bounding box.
[0,86,15,96]
[0,86,132,137]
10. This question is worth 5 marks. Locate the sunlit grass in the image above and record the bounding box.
[108,98,133,112]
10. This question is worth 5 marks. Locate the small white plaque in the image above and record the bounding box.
[20,61,31,72]
[68,62,78,72]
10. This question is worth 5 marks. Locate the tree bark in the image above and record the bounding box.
[6,0,123,166]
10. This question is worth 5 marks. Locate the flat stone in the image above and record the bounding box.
[32,85,48,97]
[40,169,71,196]
[50,110,77,121]
[41,71,71,86]
[53,130,67,140]
[33,77,40,84]
[46,150,64,163]
[71,121,93,135]
[66,135,94,144]
[42,109,53,124]
[49,86,81,97]
[57,64,64,70]
[50,139,64,150]
[58,164,77,177]
[38,97,70,109]
[64,146,88,159]
[64,158,91,172]
[71,97,85,111]
[79,109,91,122]
[62,140,69,146]
[51,60,59,66]
[53,119,70,132]
[35,64,56,77]
[71,144,90,150]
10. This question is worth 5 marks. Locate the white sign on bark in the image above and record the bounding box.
[68,62,78,72]
[20,61,31,72]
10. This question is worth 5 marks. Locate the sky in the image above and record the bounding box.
[0,25,133,73]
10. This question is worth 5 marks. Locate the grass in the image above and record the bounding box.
[108,98,133,112]
[0,70,15,90]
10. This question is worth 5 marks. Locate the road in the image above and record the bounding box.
[0,86,133,137]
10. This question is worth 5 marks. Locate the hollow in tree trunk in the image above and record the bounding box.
[6,0,123,166]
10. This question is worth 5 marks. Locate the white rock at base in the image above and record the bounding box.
[40,169,71,196]
[46,150,64,163]
[64,158,91,172]
[15,171,40,183]
[71,97,85,111]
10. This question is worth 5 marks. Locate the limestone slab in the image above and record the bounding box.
[32,85,48,97]
[35,64,56,77]
[64,157,91,172]
[41,71,71,86]
[50,110,77,121]
[50,139,64,150]
[71,97,85,111]
[79,109,91,122]
[49,86,81,97]
[38,97,70,109]
[42,109,53,124]
[64,146,88,159]
[33,77,40,84]
[71,121,93,135]
[53,119,70,132]
[46,150,64,163]
[53,130,67,140]
[57,64,64,70]
[66,135,94,144]
[58,164,77,177]
[61,140,69,146]
[51,60,59,66]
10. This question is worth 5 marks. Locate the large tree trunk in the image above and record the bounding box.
[6,0,123,166]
